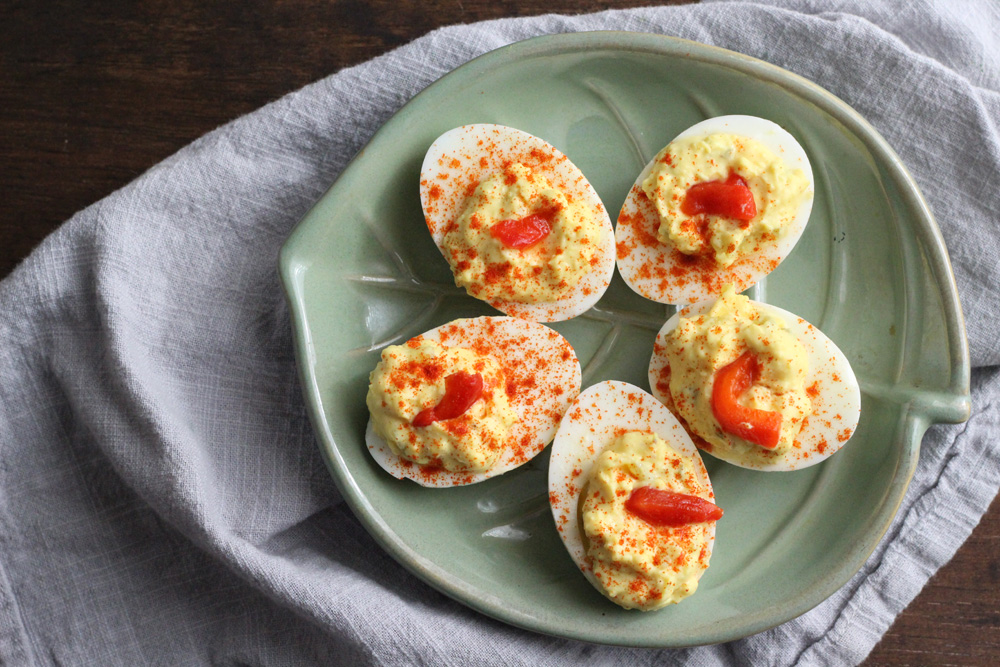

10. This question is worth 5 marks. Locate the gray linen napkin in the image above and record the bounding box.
[2,0,998,664]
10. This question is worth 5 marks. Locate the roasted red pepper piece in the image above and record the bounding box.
[711,351,782,448]
[412,371,484,427]
[625,486,723,526]
[489,214,552,249]
[681,171,757,223]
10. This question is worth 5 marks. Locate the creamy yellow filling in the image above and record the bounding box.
[642,133,810,266]
[442,162,601,303]
[662,286,811,465]
[581,431,714,611]
[366,339,517,473]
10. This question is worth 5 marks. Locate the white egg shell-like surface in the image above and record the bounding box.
[367,316,581,487]
[648,300,861,471]
[616,115,814,305]
[419,124,615,322]
[548,381,716,587]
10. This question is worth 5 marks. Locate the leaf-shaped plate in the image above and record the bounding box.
[279,32,970,647]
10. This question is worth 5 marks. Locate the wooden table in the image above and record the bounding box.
[2,2,997,663]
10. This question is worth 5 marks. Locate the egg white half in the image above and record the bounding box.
[420,124,615,322]
[548,381,716,587]
[648,300,861,471]
[616,115,814,305]
[366,316,581,487]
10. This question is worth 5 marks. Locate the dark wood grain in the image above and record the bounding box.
[1,1,997,664]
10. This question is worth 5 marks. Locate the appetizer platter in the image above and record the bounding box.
[280,32,969,646]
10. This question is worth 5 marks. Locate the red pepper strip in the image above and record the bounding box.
[625,486,723,527]
[412,371,484,427]
[681,172,757,223]
[711,351,782,448]
[489,214,552,249]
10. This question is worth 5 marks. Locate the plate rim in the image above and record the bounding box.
[279,30,971,647]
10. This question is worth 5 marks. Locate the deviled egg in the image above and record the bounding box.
[420,124,615,322]
[616,115,814,304]
[366,316,580,487]
[648,287,861,471]
[549,381,721,610]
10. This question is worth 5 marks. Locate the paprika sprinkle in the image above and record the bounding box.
[419,124,615,322]
[366,316,582,487]
[615,115,814,305]
[548,382,718,611]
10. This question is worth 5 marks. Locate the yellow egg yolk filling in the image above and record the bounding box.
[642,133,810,267]
[443,162,601,303]
[366,338,517,473]
[581,431,715,611]
[659,286,812,466]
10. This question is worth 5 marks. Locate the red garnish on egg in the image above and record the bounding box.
[625,486,723,526]
[711,351,782,448]
[489,214,552,249]
[413,371,484,426]
[681,171,757,225]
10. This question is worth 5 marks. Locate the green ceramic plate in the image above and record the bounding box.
[279,32,970,647]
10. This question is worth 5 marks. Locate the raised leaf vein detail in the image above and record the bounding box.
[348,214,464,355]
[582,76,648,170]
[582,304,669,331]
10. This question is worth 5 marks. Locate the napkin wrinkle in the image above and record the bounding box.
[782,515,895,666]
[874,0,1000,86]
[748,0,1000,84]
[0,557,34,667]
[79,188,335,559]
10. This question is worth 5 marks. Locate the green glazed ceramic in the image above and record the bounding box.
[279,32,970,647]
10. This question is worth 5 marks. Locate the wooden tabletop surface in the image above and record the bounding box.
[2,2,997,663]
